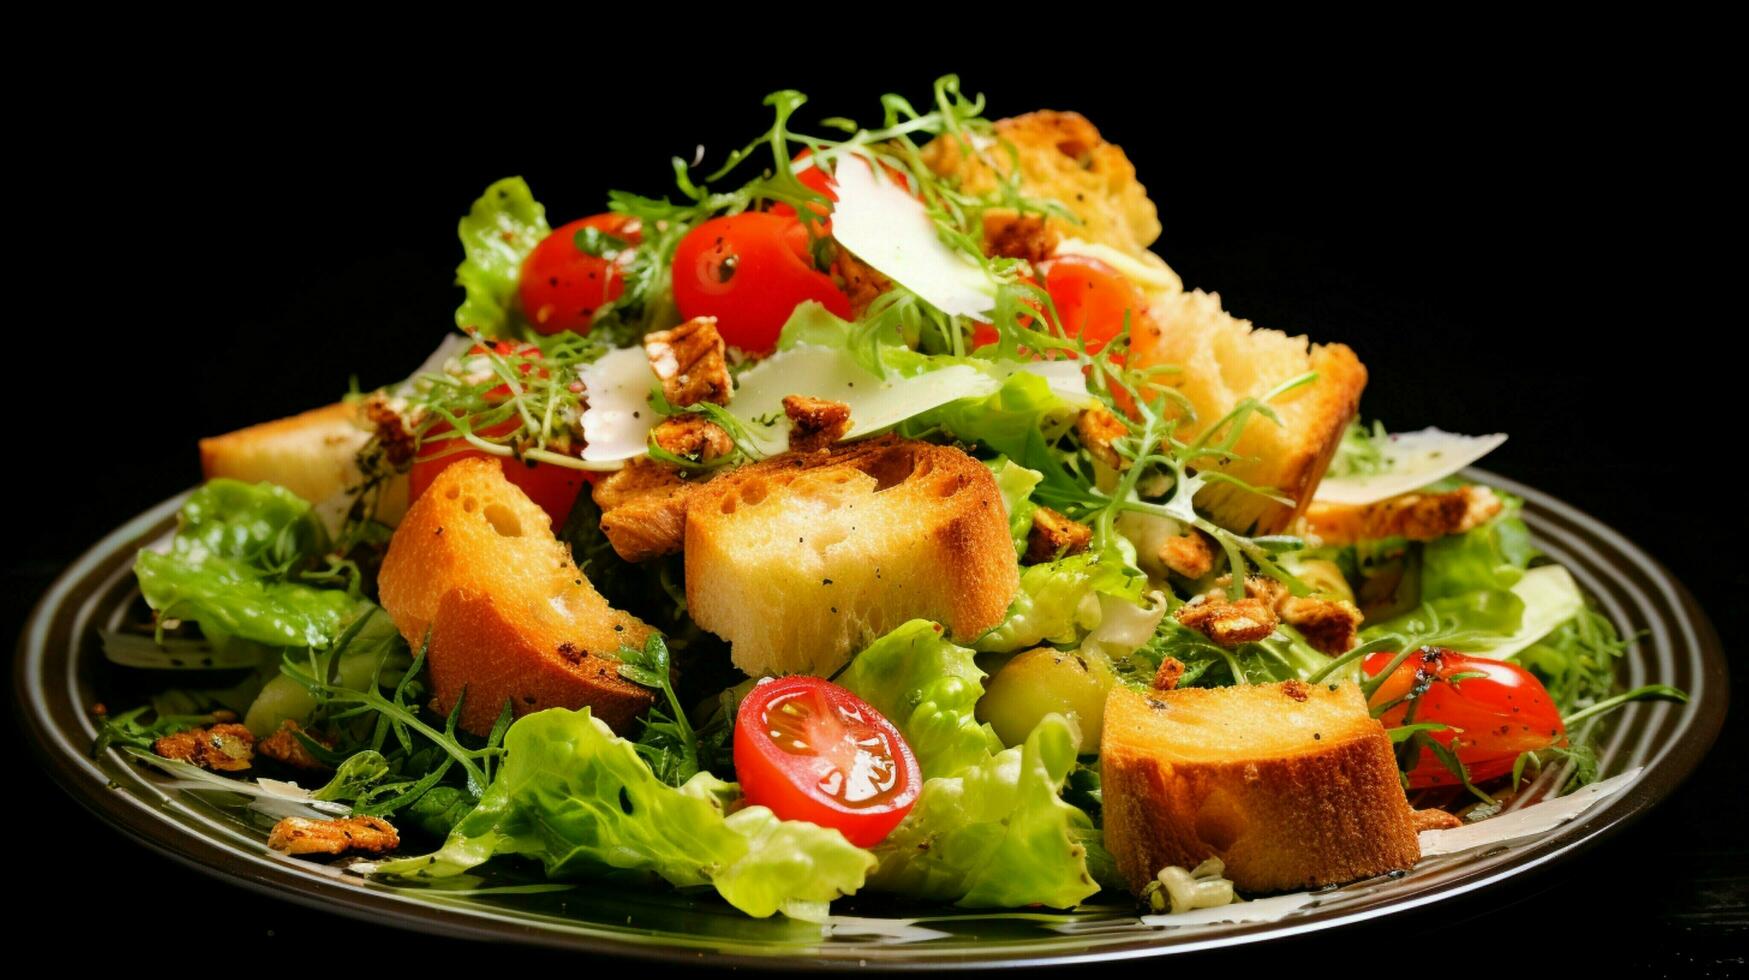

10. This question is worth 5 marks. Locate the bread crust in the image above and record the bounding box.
[683,435,1018,677]
[377,458,655,735]
[199,402,369,505]
[1101,682,1420,894]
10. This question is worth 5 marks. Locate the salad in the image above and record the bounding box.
[98,76,1685,924]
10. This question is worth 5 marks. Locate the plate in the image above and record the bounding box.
[14,468,1727,968]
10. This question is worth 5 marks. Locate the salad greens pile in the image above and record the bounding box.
[99,75,1684,922]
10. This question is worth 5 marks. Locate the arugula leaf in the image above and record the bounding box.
[615,635,701,786]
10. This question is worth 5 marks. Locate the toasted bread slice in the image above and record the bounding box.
[684,435,1018,678]
[922,111,1166,263]
[377,458,655,735]
[199,401,409,524]
[1131,290,1367,534]
[1101,681,1419,894]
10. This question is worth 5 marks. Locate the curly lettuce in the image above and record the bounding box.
[374,707,872,921]
[868,714,1098,908]
[838,620,1002,780]
[454,176,549,337]
[839,624,1100,909]
[974,549,1147,653]
[134,480,361,649]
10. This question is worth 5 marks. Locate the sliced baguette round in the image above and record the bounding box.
[1101,681,1419,894]
[377,457,655,735]
[684,435,1019,678]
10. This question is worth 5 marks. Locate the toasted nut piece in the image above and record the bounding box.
[361,393,417,467]
[783,395,853,453]
[1152,656,1186,692]
[1077,406,1130,471]
[1158,529,1216,580]
[1024,506,1092,564]
[256,720,331,771]
[650,415,734,463]
[644,317,731,406]
[1278,594,1364,655]
[834,249,893,319]
[153,723,254,772]
[268,816,401,857]
[982,211,1058,264]
[1175,591,1279,647]
[1297,485,1504,547]
[1410,808,1465,833]
[593,458,707,562]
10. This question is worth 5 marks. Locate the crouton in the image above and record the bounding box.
[1178,576,1363,654]
[783,395,853,453]
[1175,590,1280,647]
[1296,485,1503,547]
[199,401,410,525]
[922,111,1163,260]
[1130,289,1367,534]
[644,316,730,406]
[376,458,656,736]
[153,723,254,773]
[1101,682,1420,894]
[1024,506,1092,564]
[268,815,400,857]
[834,248,894,318]
[684,435,1019,678]
[593,458,708,562]
[1077,406,1130,472]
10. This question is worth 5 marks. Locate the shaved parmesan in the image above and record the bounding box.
[829,154,995,319]
[1055,237,1183,294]
[727,344,1000,455]
[1314,429,1508,505]
[577,346,660,465]
[1015,358,1097,406]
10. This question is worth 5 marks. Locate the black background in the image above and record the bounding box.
[11,43,1742,974]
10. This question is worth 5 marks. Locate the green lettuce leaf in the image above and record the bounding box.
[454,176,549,337]
[1118,605,1339,690]
[1362,495,1538,649]
[975,549,1147,653]
[375,707,872,921]
[987,458,1042,556]
[837,620,1002,780]
[901,370,1081,494]
[868,713,1098,909]
[134,480,360,649]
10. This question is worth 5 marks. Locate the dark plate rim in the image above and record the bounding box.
[14,468,1729,969]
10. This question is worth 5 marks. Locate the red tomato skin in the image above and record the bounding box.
[1365,648,1567,789]
[672,212,851,354]
[1041,255,1151,356]
[408,418,587,526]
[518,214,642,336]
[734,676,921,847]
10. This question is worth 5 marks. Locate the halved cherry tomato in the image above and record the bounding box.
[672,212,852,354]
[1041,255,1150,356]
[519,214,642,336]
[734,675,921,846]
[407,344,589,524]
[1365,648,1566,789]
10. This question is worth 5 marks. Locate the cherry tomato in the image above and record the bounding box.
[407,343,590,524]
[1041,255,1150,356]
[672,212,851,354]
[1365,648,1566,789]
[518,214,642,336]
[734,675,921,846]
